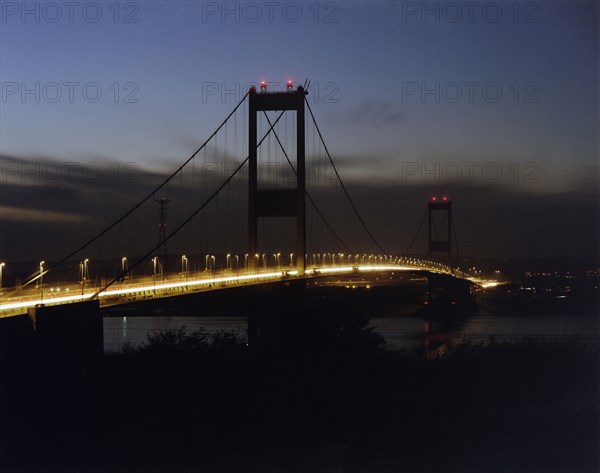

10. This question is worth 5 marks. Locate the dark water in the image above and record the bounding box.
[103,300,599,353]
[103,315,247,352]
[370,312,599,351]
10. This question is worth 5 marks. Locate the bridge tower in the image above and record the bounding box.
[428,196,452,269]
[426,196,464,306]
[248,84,308,275]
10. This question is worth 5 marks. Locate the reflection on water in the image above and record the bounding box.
[370,313,600,352]
[104,308,599,353]
[104,316,247,352]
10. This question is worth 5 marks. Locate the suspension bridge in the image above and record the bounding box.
[0,81,498,319]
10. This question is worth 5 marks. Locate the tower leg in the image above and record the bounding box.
[248,98,258,269]
[296,100,306,275]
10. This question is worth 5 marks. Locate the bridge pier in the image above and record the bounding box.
[0,301,103,375]
[247,279,307,346]
[426,273,473,306]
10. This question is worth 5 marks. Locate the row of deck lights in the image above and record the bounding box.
[163,253,466,273]
[0,254,479,300]
[136,253,460,276]
[0,255,465,288]
[4,254,474,286]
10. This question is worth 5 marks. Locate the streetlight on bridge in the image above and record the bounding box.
[181,255,189,283]
[0,262,5,304]
[0,262,5,295]
[39,260,45,301]
[80,258,90,297]
[152,256,158,294]
[0,262,5,311]
[121,256,128,282]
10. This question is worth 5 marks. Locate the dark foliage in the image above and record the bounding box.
[1,309,598,473]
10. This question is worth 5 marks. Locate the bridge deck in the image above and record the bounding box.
[0,263,487,318]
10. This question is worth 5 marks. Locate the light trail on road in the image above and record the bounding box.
[0,262,496,317]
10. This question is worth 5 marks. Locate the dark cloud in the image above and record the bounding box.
[1,184,81,211]
[342,182,599,261]
[0,154,597,275]
[347,98,404,126]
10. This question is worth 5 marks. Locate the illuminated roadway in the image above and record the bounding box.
[0,258,499,318]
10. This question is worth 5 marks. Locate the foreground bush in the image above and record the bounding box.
[1,314,597,473]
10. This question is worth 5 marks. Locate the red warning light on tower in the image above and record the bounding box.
[260,81,267,92]
[286,80,294,91]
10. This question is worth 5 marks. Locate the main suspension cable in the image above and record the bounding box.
[17,91,251,291]
[401,205,428,256]
[304,98,388,255]
[91,110,287,299]
[262,111,353,254]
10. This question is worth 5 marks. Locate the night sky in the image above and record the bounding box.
[0,1,598,270]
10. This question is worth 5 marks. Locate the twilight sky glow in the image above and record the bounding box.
[0,0,598,268]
